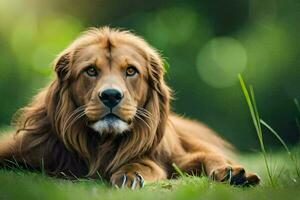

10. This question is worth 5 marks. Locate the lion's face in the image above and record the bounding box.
[67,34,150,135]
[19,28,170,174]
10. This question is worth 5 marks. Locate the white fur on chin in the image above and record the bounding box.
[91,118,130,134]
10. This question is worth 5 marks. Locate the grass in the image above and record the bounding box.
[238,74,274,185]
[295,98,300,133]
[0,149,300,200]
[239,74,300,185]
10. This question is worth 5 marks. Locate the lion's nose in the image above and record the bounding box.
[99,89,123,109]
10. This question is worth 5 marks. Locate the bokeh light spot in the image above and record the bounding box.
[196,37,247,88]
[144,7,198,49]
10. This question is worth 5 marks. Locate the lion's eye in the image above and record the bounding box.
[85,66,98,77]
[126,66,138,77]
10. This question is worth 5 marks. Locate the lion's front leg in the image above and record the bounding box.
[173,152,260,186]
[110,158,167,189]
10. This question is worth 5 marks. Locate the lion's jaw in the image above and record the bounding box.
[90,114,130,134]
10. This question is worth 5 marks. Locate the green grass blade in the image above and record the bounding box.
[238,75,260,136]
[238,74,274,186]
[250,86,265,152]
[163,58,170,73]
[41,157,45,176]
[296,118,300,134]
[172,163,185,177]
[295,98,300,134]
[260,119,291,155]
[294,98,300,114]
[260,115,300,177]
[249,87,262,131]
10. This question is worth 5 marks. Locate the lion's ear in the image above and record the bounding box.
[54,52,71,80]
[148,53,170,98]
[147,51,171,144]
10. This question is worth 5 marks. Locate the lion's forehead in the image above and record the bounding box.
[73,43,147,72]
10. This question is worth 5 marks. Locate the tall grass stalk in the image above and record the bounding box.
[260,119,300,177]
[295,99,300,113]
[238,74,274,186]
[295,98,300,134]
[172,163,185,177]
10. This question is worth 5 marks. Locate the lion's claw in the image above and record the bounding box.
[134,172,145,188]
[120,174,127,188]
[111,172,145,189]
[210,165,260,186]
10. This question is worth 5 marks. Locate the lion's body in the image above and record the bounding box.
[0,113,232,177]
[0,27,259,188]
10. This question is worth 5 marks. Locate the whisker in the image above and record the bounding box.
[137,110,151,119]
[62,108,85,131]
[136,109,154,124]
[63,110,86,136]
[122,105,152,118]
[137,107,152,117]
[136,111,148,120]
[135,114,151,130]
[85,107,105,113]
[65,106,86,124]
[62,105,87,136]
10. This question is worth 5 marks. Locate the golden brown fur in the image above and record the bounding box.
[0,27,259,188]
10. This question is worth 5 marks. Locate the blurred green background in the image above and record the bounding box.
[0,0,299,151]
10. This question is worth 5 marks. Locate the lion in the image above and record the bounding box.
[0,27,260,189]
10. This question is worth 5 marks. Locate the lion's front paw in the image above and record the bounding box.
[110,171,145,189]
[209,165,260,186]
